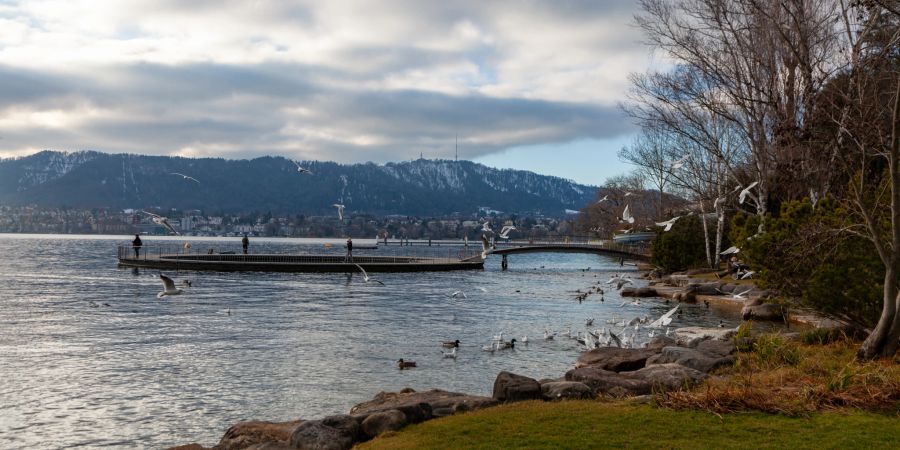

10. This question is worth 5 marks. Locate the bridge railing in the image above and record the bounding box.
[117,244,484,263]
[492,236,650,257]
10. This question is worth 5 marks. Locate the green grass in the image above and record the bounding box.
[357,401,900,449]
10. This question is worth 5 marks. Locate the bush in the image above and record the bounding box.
[752,335,801,368]
[651,214,708,272]
[730,199,882,329]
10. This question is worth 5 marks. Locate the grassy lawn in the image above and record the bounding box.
[357,400,900,449]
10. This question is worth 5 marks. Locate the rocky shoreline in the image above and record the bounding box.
[169,326,740,450]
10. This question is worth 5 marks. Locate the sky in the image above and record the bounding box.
[0,0,660,186]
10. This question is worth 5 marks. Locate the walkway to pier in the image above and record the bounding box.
[117,245,484,273]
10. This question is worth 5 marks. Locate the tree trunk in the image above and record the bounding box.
[715,199,725,268]
[700,200,713,268]
[858,270,899,359]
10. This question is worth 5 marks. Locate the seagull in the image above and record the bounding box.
[492,332,504,342]
[293,161,313,174]
[442,339,461,348]
[482,222,493,233]
[585,317,595,326]
[543,330,556,340]
[608,331,622,348]
[142,211,179,235]
[670,154,691,170]
[521,336,528,344]
[610,278,634,290]
[739,181,759,204]
[740,271,755,280]
[498,225,516,240]
[648,305,679,328]
[596,195,610,204]
[450,291,467,299]
[655,215,682,232]
[717,287,753,300]
[441,347,458,359]
[621,205,635,224]
[624,191,636,197]
[157,274,184,298]
[353,264,384,285]
[333,204,345,221]
[482,343,497,352]
[170,172,200,184]
[720,246,740,256]
[480,234,492,260]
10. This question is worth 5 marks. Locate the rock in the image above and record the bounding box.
[673,327,737,347]
[214,420,302,450]
[646,346,734,373]
[623,363,707,391]
[565,366,651,396]
[685,283,723,296]
[540,381,595,400]
[574,347,658,372]
[620,287,658,297]
[492,371,542,402]
[674,291,696,303]
[742,303,785,321]
[360,410,407,438]
[744,296,765,307]
[168,445,209,450]
[350,389,495,420]
[290,415,361,450]
[695,338,736,357]
[645,335,677,351]
[245,443,293,450]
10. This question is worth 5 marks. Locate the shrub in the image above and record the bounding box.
[650,214,708,272]
[752,335,801,368]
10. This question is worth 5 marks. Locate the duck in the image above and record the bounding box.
[499,338,517,350]
[441,339,461,349]
[397,359,417,369]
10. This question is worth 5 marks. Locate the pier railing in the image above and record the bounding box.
[117,244,483,264]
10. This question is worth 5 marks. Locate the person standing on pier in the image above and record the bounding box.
[132,234,142,258]
[242,234,249,255]
[345,237,353,263]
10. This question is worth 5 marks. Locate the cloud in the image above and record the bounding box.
[0,0,651,163]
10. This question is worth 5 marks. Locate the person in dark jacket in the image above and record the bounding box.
[242,234,249,254]
[132,234,142,258]
[345,237,353,263]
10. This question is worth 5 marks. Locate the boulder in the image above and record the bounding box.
[695,338,736,357]
[565,366,651,396]
[645,335,677,351]
[674,291,697,303]
[350,389,495,420]
[622,363,707,391]
[213,420,302,450]
[290,415,361,450]
[245,443,293,450]
[742,303,785,321]
[673,327,737,347]
[492,371,542,402]
[168,445,209,450]
[620,287,658,297]
[646,346,734,373]
[574,347,658,372]
[685,283,723,296]
[360,409,407,438]
[540,381,595,400]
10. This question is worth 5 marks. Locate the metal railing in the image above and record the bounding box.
[118,244,483,264]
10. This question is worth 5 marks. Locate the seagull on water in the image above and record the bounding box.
[621,204,635,224]
[333,204,345,221]
[738,181,759,205]
[655,215,682,232]
[293,161,313,174]
[157,274,184,298]
[170,172,200,184]
[353,264,385,285]
[142,211,179,235]
[543,330,556,340]
[441,347,458,358]
[450,290,467,299]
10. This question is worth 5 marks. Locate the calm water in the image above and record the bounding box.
[0,234,739,449]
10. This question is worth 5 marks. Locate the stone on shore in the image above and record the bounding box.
[360,410,407,438]
[645,335,677,350]
[212,420,303,450]
[623,363,707,391]
[619,287,658,297]
[289,415,360,450]
[574,347,658,372]
[350,389,495,420]
[742,303,785,321]
[565,366,651,396]
[673,327,737,348]
[540,381,595,400]
[646,346,734,373]
[695,338,736,357]
[493,371,542,402]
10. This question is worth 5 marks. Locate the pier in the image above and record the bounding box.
[117,245,484,273]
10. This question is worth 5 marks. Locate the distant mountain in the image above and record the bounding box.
[0,151,597,216]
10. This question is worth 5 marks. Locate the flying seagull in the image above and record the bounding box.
[142,211,179,235]
[170,172,200,184]
[353,264,384,285]
[596,195,610,204]
[480,233,492,260]
[294,161,313,174]
[718,287,753,300]
[333,204,345,221]
[739,181,759,204]
[670,154,691,170]
[157,274,184,298]
[624,191,636,197]
[482,222,493,233]
[655,215,682,232]
[648,305,679,328]
[720,246,740,256]
[498,225,516,239]
[621,205,635,224]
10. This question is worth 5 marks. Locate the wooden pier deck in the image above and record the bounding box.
[117,245,484,273]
